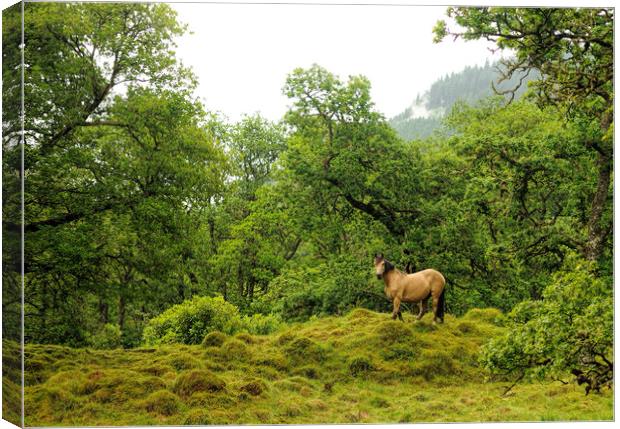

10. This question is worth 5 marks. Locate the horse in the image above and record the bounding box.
[373,253,446,324]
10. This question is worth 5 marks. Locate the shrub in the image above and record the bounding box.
[143,390,180,416]
[143,296,285,346]
[241,313,284,335]
[173,370,226,398]
[142,296,243,345]
[87,324,122,350]
[480,256,613,394]
[258,256,387,322]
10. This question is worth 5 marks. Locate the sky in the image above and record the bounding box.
[172,2,500,122]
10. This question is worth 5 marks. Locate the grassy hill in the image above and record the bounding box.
[6,308,613,426]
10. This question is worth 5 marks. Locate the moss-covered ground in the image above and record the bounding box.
[17,308,613,425]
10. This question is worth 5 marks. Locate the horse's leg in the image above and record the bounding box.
[431,293,440,325]
[416,299,427,321]
[397,310,404,322]
[392,297,402,320]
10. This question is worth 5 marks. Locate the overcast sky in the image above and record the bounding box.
[172,2,500,122]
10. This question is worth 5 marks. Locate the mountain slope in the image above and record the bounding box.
[13,308,613,425]
[390,61,537,141]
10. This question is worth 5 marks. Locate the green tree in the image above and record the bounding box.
[435,7,613,391]
[434,7,613,262]
[283,65,421,238]
[481,255,612,395]
[204,115,294,308]
[2,3,227,346]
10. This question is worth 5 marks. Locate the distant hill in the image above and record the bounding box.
[390,60,537,141]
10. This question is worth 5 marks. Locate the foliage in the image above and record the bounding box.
[2,2,227,347]
[434,8,613,115]
[480,256,612,394]
[241,313,286,335]
[434,7,613,262]
[254,253,388,322]
[434,7,613,391]
[87,324,123,350]
[142,296,241,345]
[2,5,613,402]
[142,295,282,345]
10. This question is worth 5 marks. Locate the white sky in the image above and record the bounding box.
[172,2,500,122]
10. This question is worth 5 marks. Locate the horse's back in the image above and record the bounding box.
[417,268,445,288]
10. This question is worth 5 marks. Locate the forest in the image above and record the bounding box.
[389,60,537,140]
[1,3,614,425]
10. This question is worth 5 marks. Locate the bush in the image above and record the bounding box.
[480,256,613,394]
[142,296,243,345]
[257,256,387,322]
[87,324,123,350]
[241,313,285,335]
[143,295,285,346]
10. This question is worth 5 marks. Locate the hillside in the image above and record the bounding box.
[390,61,537,141]
[6,308,612,426]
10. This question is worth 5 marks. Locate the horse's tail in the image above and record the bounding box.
[436,287,446,322]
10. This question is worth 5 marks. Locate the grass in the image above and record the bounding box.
[16,308,613,425]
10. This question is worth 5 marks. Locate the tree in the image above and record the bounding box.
[206,116,293,307]
[2,3,227,346]
[481,255,612,395]
[282,65,421,238]
[434,7,614,391]
[439,99,598,310]
[434,7,613,261]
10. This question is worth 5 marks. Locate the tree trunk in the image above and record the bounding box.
[118,295,126,331]
[584,151,612,261]
[98,298,109,324]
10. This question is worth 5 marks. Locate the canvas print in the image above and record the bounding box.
[2,1,614,426]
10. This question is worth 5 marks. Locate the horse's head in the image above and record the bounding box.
[373,253,393,279]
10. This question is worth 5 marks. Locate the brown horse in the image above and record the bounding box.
[374,253,446,324]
